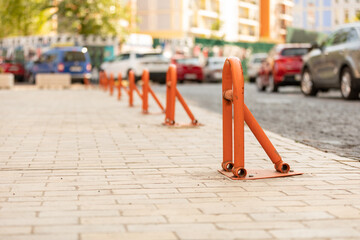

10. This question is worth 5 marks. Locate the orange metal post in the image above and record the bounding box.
[117,73,122,100]
[175,89,197,124]
[142,70,149,113]
[244,104,290,173]
[109,73,114,96]
[84,77,90,87]
[222,58,246,178]
[164,65,177,125]
[129,70,135,107]
[165,71,171,122]
[104,73,109,92]
[222,60,234,173]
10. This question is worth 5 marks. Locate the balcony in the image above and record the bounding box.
[198,9,219,18]
[238,18,259,26]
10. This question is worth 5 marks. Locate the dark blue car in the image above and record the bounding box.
[28,47,92,84]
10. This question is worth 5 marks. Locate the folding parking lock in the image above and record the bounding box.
[164,64,201,127]
[219,57,302,180]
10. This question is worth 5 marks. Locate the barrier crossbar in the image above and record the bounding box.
[128,70,142,107]
[142,69,165,114]
[219,57,302,180]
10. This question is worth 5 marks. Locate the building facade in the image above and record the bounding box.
[293,0,360,33]
[136,0,292,43]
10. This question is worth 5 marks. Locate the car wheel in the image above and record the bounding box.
[256,76,266,92]
[340,67,359,100]
[301,69,318,96]
[268,75,278,92]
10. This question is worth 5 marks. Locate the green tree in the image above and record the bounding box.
[0,0,52,38]
[56,0,131,36]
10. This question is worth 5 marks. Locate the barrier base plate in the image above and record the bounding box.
[162,122,203,128]
[218,169,303,180]
[142,111,165,115]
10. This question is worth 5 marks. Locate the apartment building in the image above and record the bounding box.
[136,0,290,43]
[292,0,360,33]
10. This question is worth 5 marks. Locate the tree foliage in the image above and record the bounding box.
[0,0,131,38]
[56,0,131,36]
[0,0,52,38]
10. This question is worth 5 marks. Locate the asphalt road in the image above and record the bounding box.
[153,82,360,161]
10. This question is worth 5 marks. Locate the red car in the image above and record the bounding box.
[256,44,311,92]
[0,59,25,81]
[172,58,204,83]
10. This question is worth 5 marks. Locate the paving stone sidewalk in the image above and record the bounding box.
[0,86,360,240]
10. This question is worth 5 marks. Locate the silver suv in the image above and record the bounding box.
[301,23,360,100]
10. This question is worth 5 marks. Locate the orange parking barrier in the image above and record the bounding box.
[109,73,114,96]
[164,64,199,126]
[117,73,122,100]
[128,70,142,107]
[219,57,302,180]
[142,69,165,114]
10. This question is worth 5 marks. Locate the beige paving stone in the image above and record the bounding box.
[81,215,167,224]
[269,228,360,239]
[176,229,272,240]
[0,235,78,240]
[0,226,32,235]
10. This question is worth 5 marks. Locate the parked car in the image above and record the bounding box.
[203,57,227,82]
[27,47,92,84]
[100,51,170,83]
[172,58,204,83]
[0,59,25,81]
[256,44,311,92]
[301,23,360,100]
[247,53,268,83]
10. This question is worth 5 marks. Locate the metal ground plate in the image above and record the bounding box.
[218,169,303,180]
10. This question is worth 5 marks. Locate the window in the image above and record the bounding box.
[323,0,331,6]
[323,10,332,27]
[63,52,86,62]
[346,28,359,42]
[116,54,130,61]
[47,54,57,63]
[323,32,336,47]
[332,30,347,45]
[281,48,310,56]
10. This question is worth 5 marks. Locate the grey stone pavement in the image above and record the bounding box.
[0,85,360,240]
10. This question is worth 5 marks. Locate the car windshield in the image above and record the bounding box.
[281,48,309,56]
[177,58,200,65]
[253,58,265,63]
[64,51,86,62]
